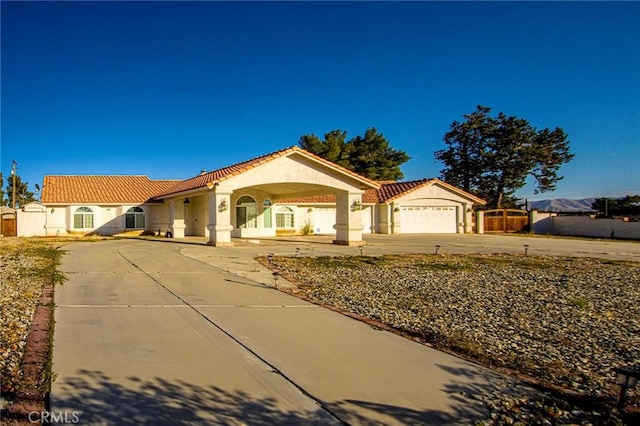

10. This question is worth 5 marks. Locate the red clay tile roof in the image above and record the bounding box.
[153,146,379,198]
[278,178,486,205]
[376,178,486,204]
[375,179,430,202]
[41,176,180,204]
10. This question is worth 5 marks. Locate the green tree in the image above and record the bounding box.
[4,173,36,208]
[592,196,640,217]
[435,105,574,208]
[299,130,352,169]
[435,106,494,195]
[0,172,6,206]
[299,128,410,181]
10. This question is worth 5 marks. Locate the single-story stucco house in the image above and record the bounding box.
[17,146,485,245]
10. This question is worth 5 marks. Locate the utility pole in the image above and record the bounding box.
[11,160,17,209]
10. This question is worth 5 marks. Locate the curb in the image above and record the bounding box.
[1,280,54,425]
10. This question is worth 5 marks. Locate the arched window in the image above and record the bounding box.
[125,207,146,229]
[73,207,94,229]
[236,196,257,228]
[276,206,294,228]
[263,199,273,228]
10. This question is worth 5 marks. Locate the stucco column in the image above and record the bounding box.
[476,210,485,234]
[333,191,365,245]
[168,199,186,238]
[391,203,402,234]
[207,190,234,246]
[462,203,469,233]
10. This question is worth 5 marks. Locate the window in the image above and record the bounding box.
[263,199,273,228]
[236,196,257,228]
[276,206,294,228]
[73,207,94,229]
[125,207,146,229]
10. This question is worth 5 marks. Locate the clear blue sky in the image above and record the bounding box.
[2,1,639,201]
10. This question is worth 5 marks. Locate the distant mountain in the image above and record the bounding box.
[528,198,596,212]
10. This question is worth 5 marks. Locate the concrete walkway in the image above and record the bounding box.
[52,235,638,424]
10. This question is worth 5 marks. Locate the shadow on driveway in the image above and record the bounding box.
[52,364,506,425]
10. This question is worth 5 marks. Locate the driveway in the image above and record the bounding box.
[52,238,531,425]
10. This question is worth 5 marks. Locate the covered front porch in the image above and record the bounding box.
[152,147,379,247]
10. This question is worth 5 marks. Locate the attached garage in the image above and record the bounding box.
[379,179,486,235]
[279,178,485,236]
[399,206,457,234]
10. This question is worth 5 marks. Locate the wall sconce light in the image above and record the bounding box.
[184,198,190,204]
[394,207,400,213]
[351,200,362,212]
[307,208,313,213]
[613,367,639,409]
[467,207,473,213]
[218,199,228,212]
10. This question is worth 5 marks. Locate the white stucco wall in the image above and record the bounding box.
[276,205,373,235]
[17,203,47,236]
[45,207,69,236]
[296,205,315,233]
[148,203,171,235]
[18,203,159,236]
[532,212,640,239]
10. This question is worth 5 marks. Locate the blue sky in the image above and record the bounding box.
[2,1,639,201]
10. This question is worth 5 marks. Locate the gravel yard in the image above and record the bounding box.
[272,253,640,424]
[3,237,638,424]
[1,238,62,407]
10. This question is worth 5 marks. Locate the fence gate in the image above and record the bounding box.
[1,212,17,236]
[483,209,529,233]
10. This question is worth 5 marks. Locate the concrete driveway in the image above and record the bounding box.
[52,235,638,424]
[52,238,527,425]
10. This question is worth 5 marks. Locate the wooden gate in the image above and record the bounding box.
[483,209,529,233]
[1,212,17,236]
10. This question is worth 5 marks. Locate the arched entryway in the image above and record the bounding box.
[157,146,378,246]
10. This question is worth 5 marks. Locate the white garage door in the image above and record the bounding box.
[361,206,372,234]
[400,206,457,233]
[313,208,336,234]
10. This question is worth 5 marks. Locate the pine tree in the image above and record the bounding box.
[435,106,573,208]
[299,128,409,181]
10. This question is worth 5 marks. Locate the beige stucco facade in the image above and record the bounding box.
[154,151,375,246]
[19,148,485,242]
[17,203,165,237]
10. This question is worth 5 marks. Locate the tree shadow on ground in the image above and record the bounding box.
[321,364,504,425]
[50,364,510,425]
[52,369,333,425]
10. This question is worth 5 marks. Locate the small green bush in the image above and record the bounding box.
[300,220,314,236]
